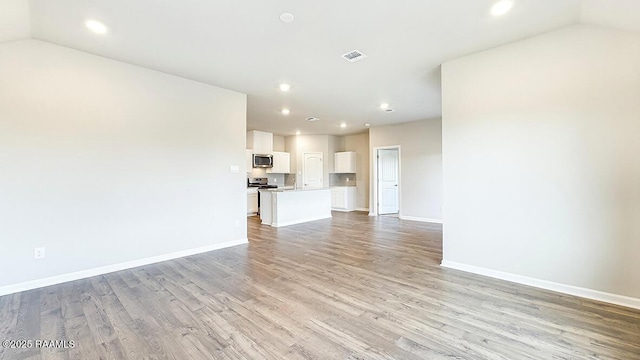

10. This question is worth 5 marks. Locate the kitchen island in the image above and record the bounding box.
[259,188,331,227]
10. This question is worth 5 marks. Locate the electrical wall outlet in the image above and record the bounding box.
[34,247,45,260]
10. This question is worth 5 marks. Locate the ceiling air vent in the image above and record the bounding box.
[307,117,320,122]
[341,50,367,62]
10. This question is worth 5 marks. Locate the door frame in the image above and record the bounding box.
[302,152,323,189]
[371,145,401,217]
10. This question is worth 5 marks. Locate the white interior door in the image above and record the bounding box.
[378,148,399,215]
[303,152,323,189]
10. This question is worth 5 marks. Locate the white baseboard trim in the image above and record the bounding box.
[0,238,249,297]
[440,260,640,310]
[399,215,443,224]
[273,215,332,228]
[331,208,369,213]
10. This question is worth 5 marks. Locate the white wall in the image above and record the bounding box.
[0,40,247,291]
[442,25,640,300]
[0,0,30,43]
[369,119,443,221]
[581,0,640,33]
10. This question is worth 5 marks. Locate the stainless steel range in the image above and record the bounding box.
[247,178,277,214]
[247,177,278,189]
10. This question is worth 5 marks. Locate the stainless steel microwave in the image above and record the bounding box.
[253,154,273,168]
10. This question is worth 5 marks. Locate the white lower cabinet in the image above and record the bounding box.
[331,186,356,211]
[247,189,258,215]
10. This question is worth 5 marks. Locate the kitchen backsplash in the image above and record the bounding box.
[247,167,296,188]
[284,174,296,187]
[266,174,285,186]
[330,173,357,187]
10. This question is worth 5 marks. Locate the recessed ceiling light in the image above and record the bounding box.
[365,123,371,127]
[491,0,514,16]
[280,13,295,23]
[85,19,108,34]
[281,109,290,115]
[295,131,301,135]
[380,103,389,110]
[279,83,291,92]
[340,123,347,128]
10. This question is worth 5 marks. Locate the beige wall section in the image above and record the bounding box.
[273,135,285,152]
[442,25,640,299]
[327,135,342,179]
[285,135,297,172]
[369,119,442,221]
[0,0,30,43]
[0,40,247,289]
[342,132,370,209]
[294,135,331,188]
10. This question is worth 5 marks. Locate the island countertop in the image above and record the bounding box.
[258,187,330,193]
[259,187,331,227]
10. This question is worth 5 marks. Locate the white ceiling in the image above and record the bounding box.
[6,0,635,135]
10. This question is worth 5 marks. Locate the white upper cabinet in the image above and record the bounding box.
[267,152,290,173]
[334,151,357,173]
[247,130,273,155]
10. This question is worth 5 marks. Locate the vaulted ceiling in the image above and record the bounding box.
[2,0,639,135]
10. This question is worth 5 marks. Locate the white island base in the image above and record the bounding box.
[259,188,332,227]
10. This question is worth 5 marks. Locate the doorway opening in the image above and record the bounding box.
[373,146,400,216]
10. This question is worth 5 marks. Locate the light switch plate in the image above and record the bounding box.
[229,165,239,173]
[34,247,45,260]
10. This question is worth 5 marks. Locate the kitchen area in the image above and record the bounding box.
[246,130,369,228]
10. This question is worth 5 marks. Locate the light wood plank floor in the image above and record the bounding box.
[1,212,639,359]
